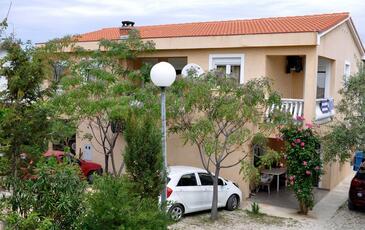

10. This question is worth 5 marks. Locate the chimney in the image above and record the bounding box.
[120,20,135,39]
[122,21,135,27]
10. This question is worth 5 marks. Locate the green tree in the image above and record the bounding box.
[322,66,365,163]
[124,110,163,200]
[52,30,155,174]
[169,73,281,220]
[0,37,53,177]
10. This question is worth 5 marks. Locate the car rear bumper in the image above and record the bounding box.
[349,191,365,207]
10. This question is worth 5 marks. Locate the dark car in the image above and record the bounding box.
[44,150,103,183]
[348,163,365,210]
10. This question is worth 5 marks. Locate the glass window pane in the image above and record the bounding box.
[177,173,197,186]
[216,65,226,78]
[316,73,326,99]
[199,173,213,186]
[230,65,241,83]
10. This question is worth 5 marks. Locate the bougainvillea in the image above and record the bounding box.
[280,118,323,214]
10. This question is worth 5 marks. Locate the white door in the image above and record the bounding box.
[174,173,204,212]
[83,144,92,161]
[198,173,226,209]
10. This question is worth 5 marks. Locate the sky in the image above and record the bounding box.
[0,0,364,43]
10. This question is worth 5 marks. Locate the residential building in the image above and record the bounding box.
[71,12,364,198]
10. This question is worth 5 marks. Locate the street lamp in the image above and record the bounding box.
[150,62,176,204]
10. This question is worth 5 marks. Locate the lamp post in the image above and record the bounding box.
[150,62,176,204]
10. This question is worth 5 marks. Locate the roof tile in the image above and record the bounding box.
[76,12,349,42]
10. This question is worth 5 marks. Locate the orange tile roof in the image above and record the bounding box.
[76,12,349,42]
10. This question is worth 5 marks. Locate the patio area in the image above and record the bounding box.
[249,186,329,210]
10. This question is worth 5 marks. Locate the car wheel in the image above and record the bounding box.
[348,199,356,211]
[226,195,239,211]
[168,204,184,221]
[87,171,96,184]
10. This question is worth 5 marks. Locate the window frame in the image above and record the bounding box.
[209,54,245,84]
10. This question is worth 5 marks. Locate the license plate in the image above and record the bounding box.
[357,192,363,197]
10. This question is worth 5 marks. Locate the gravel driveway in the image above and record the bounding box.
[170,203,365,230]
[323,203,365,230]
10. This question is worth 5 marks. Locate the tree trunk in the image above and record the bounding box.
[110,151,117,175]
[299,201,309,215]
[210,166,220,221]
[104,154,109,173]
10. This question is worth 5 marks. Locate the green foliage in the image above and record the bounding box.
[322,67,365,163]
[280,121,323,214]
[0,38,58,177]
[240,161,260,186]
[0,156,10,176]
[124,112,163,200]
[1,158,86,229]
[250,202,261,215]
[259,149,282,169]
[79,175,170,230]
[51,29,156,174]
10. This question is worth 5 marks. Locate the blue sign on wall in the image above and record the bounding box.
[353,151,364,171]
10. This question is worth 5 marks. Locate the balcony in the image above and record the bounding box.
[266,98,335,123]
[265,98,304,119]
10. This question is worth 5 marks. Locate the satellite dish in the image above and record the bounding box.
[181,63,204,78]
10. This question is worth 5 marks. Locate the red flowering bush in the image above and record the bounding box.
[280,119,323,214]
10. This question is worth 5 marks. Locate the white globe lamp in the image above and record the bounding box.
[150,62,176,87]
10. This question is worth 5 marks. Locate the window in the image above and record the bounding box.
[316,59,331,99]
[167,57,187,75]
[177,173,197,186]
[344,62,351,82]
[209,54,245,84]
[140,57,187,75]
[198,173,223,186]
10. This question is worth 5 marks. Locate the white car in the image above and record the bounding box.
[166,166,242,221]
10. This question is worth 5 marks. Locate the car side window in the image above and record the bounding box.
[199,173,224,186]
[177,173,197,186]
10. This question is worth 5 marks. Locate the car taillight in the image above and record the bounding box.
[351,178,363,187]
[167,187,173,198]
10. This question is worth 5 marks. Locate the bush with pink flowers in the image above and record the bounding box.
[280,119,323,214]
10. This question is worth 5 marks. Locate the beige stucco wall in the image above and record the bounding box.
[75,32,318,51]
[318,21,363,103]
[315,21,364,190]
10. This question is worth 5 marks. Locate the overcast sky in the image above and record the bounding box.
[0,0,364,43]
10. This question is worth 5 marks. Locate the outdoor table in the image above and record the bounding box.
[261,167,287,192]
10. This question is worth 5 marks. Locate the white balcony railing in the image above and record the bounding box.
[266,98,304,119]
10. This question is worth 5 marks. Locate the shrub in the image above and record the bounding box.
[80,175,170,230]
[124,112,163,200]
[280,121,323,214]
[250,202,260,215]
[1,157,86,229]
